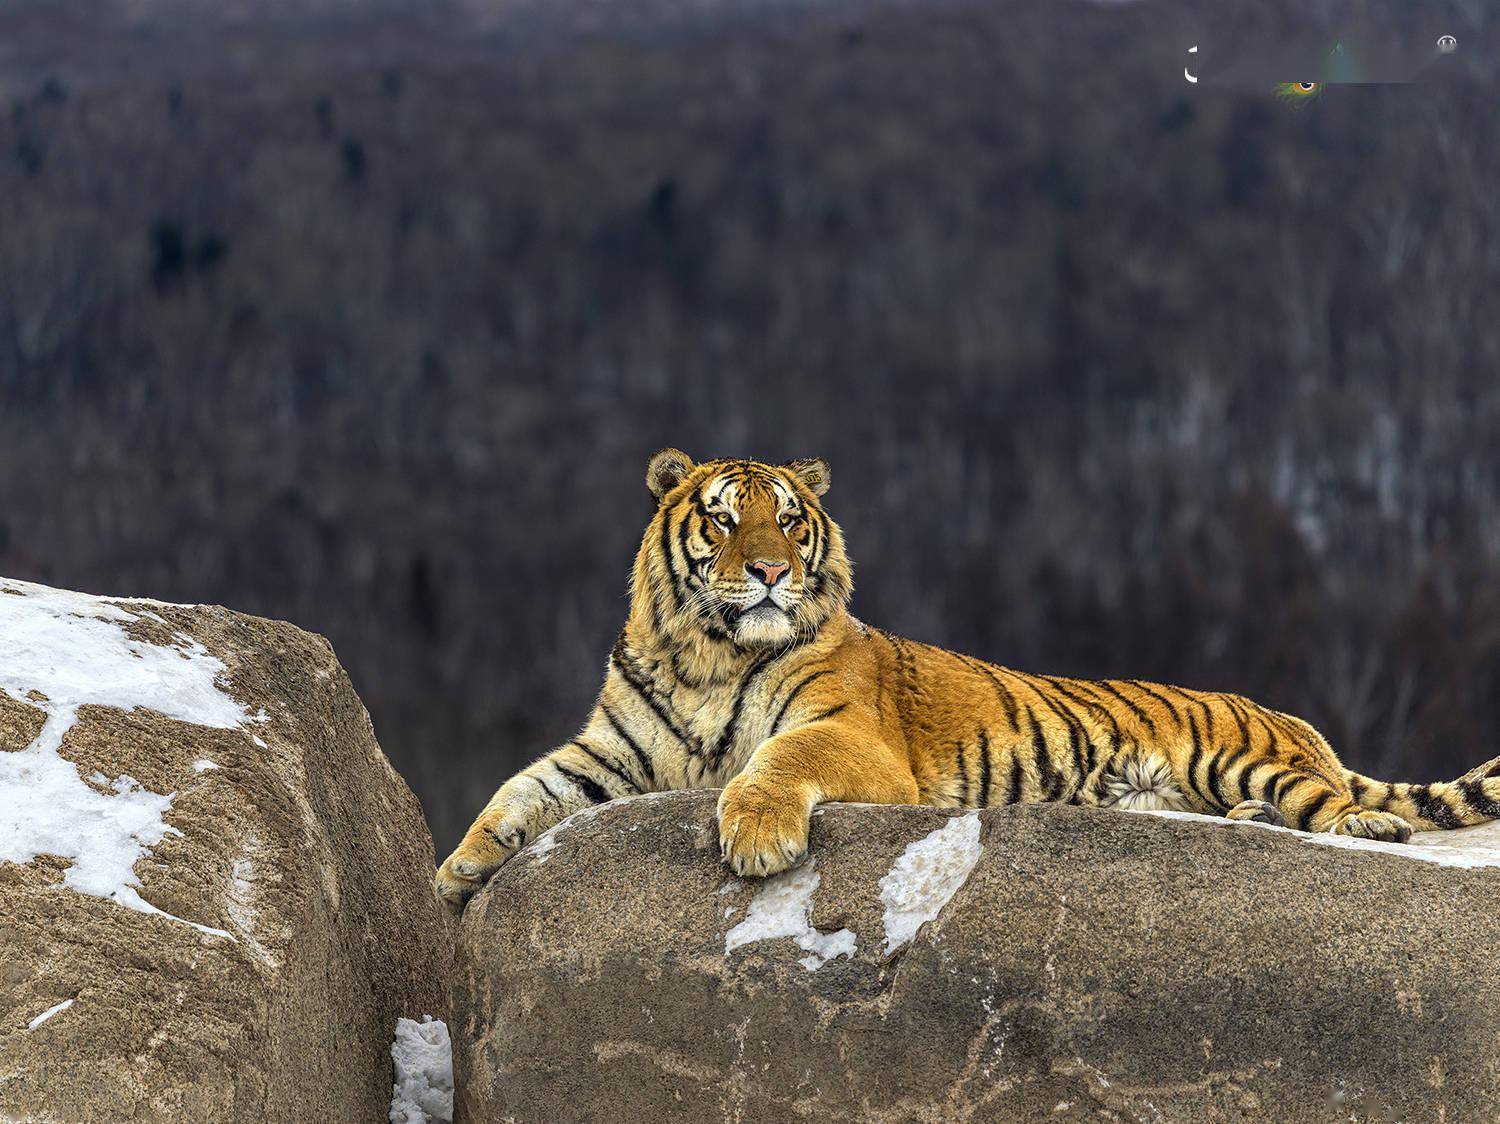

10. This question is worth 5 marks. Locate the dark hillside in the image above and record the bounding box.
[3,0,1498,846]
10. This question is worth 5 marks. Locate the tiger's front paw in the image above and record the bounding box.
[717,776,811,878]
[433,816,522,913]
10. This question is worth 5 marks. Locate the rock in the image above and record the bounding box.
[454,789,1500,1124]
[0,578,451,1122]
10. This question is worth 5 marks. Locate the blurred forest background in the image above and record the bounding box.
[3,0,1499,849]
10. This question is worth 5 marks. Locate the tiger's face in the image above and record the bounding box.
[642,449,852,650]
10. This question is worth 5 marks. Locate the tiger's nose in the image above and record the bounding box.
[746,559,789,586]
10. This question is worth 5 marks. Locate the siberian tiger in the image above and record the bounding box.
[434,449,1500,910]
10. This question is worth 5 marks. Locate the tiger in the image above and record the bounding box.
[434,449,1500,910]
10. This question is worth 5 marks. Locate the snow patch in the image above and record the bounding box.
[193,759,220,773]
[389,1016,453,1124]
[0,579,247,934]
[879,813,984,954]
[1135,809,1500,869]
[724,859,856,970]
[25,998,74,1031]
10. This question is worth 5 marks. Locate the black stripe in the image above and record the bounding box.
[805,702,849,724]
[1126,679,1184,728]
[1409,785,1465,828]
[488,824,524,850]
[610,639,700,755]
[1458,779,1500,819]
[1275,771,1313,806]
[1202,751,1229,808]
[1347,773,1365,804]
[1015,674,1089,791]
[808,512,824,573]
[533,773,567,809]
[1028,709,1062,800]
[1236,759,1260,804]
[1196,694,1217,743]
[1252,703,1306,752]
[1211,743,1254,807]
[598,706,656,788]
[658,506,683,607]
[955,739,970,806]
[1042,676,1117,778]
[1224,697,1254,757]
[978,728,992,808]
[770,668,835,734]
[553,762,612,805]
[1184,710,1212,806]
[677,507,700,586]
[1090,679,1156,733]
[1238,757,1259,803]
[1297,789,1334,832]
[956,654,1023,734]
[1008,754,1025,804]
[571,740,640,795]
[708,650,780,768]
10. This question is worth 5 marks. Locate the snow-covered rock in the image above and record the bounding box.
[454,789,1500,1123]
[0,578,450,1122]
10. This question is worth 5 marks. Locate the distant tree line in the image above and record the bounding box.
[2,0,1498,847]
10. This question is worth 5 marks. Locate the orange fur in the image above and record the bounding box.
[435,451,1500,908]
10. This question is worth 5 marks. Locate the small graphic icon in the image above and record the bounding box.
[1184,45,1198,84]
[1437,35,1457,54]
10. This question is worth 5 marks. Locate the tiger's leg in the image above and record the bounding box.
[435,730,655,911]
[1203,753,1411,841]
[1176,696,1413,841]
[718,715,917,877]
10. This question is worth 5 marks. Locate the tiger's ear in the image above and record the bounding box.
[646,448,695,502]
[785,457,831,497]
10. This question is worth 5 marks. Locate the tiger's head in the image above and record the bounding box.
[637,449,853,651]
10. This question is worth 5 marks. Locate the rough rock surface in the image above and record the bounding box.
[0,578,450,1122]
[455,789,1500,1124]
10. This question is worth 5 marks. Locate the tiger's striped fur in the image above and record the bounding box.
[435,450,1500,909]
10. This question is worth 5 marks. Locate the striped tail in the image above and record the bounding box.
[1345,755,1500,832]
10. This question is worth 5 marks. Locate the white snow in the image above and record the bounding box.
[723,859,856,970]
[878,813,985,954]
[0,579,248,934]
[389,1016,453,1124]
[192,759,220,773]
[25,998,74,1031]
[1135,809,1500,869]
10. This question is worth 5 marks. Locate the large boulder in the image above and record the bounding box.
[454,789,1500,1123]
[0,578,451,1122]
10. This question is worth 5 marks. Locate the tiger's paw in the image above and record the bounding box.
[1331,808,1413,843]
[433,818,520,913]
[1226,799,1286,827]
[717,777,811,878]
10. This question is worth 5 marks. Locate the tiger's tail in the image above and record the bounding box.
[1343,755,1500,832]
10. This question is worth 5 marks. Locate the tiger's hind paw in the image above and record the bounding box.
[1226,800,1285,827]
[1332,809,1412,843]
